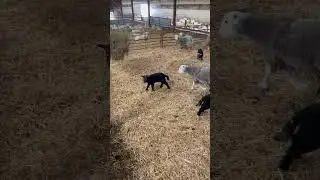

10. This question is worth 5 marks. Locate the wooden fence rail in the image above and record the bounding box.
[128,30,207,52]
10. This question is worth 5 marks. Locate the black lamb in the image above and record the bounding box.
[142,72,170,91]
[273,103,320,172]
[197,48,203,61]
[196,93,210,116]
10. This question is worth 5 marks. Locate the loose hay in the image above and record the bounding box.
[111,47,210,179]
[1,0,108,179]
[215,41,320,180]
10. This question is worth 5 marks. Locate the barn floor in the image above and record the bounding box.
[110,47,210,179]
[213,38,320,180]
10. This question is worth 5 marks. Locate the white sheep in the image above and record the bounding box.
[131,29,142,34]
[178,64,210,90]
[134,32,149,41]
[118,25,126,29]
[174,34,179,40]
[219,11,320,106]
[176,21,185,27]
[199,25,209,32]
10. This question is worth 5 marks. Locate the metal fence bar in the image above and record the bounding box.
[110,15,209,32]
[110,20,208,52]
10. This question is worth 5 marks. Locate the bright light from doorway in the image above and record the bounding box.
[110,12,115,20]
[140,4,154,17]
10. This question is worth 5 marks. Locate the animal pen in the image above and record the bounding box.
[109,17,210,179]
[110,16,209,52]
[129,29,208,52]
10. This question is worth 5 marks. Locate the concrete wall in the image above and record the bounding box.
[122,6,209,23]
[120,0,210,23]
[152,8,209,23]
[122,3,141,16]
[122,0,210,5]
[158,4,209,10]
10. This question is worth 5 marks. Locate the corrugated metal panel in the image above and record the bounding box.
[110,19,134,25]
[140,17,171,27]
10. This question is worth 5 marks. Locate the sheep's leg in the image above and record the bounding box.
[151,83,155,91]
[196,98,203,106]
[197,107,205,116]
[146,84,150,91]
[196,101,201,106]
[197,105,209,116]
[160,82,163,88]
[278,145,298,171]
[163,81,170,89]
[191,81,195,90]
[258,61,272,90]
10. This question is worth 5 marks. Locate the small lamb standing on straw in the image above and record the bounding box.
[196,93,210,116]
[272,103,320,180]
[178,64,210,90]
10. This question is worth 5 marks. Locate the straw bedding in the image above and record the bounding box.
[110,47,210,179]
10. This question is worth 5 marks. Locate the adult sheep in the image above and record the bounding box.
[134,32,149,41]
[219,11,320,108]
[178,64,210,90]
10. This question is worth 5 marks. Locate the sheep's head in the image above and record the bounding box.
[141,75,148,83]
[178,65,188,73]
[219,11,250,38]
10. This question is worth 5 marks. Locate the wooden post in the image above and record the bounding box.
[131,0,134,20]
[173,0,177,27]
[147,0,151,28]
[145,38,147,49]
[96,44,110,68]
[160,31,164,48]
[120,0,124,19]
[96,43,110,123]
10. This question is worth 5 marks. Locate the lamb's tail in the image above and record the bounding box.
[165,74,169,81]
